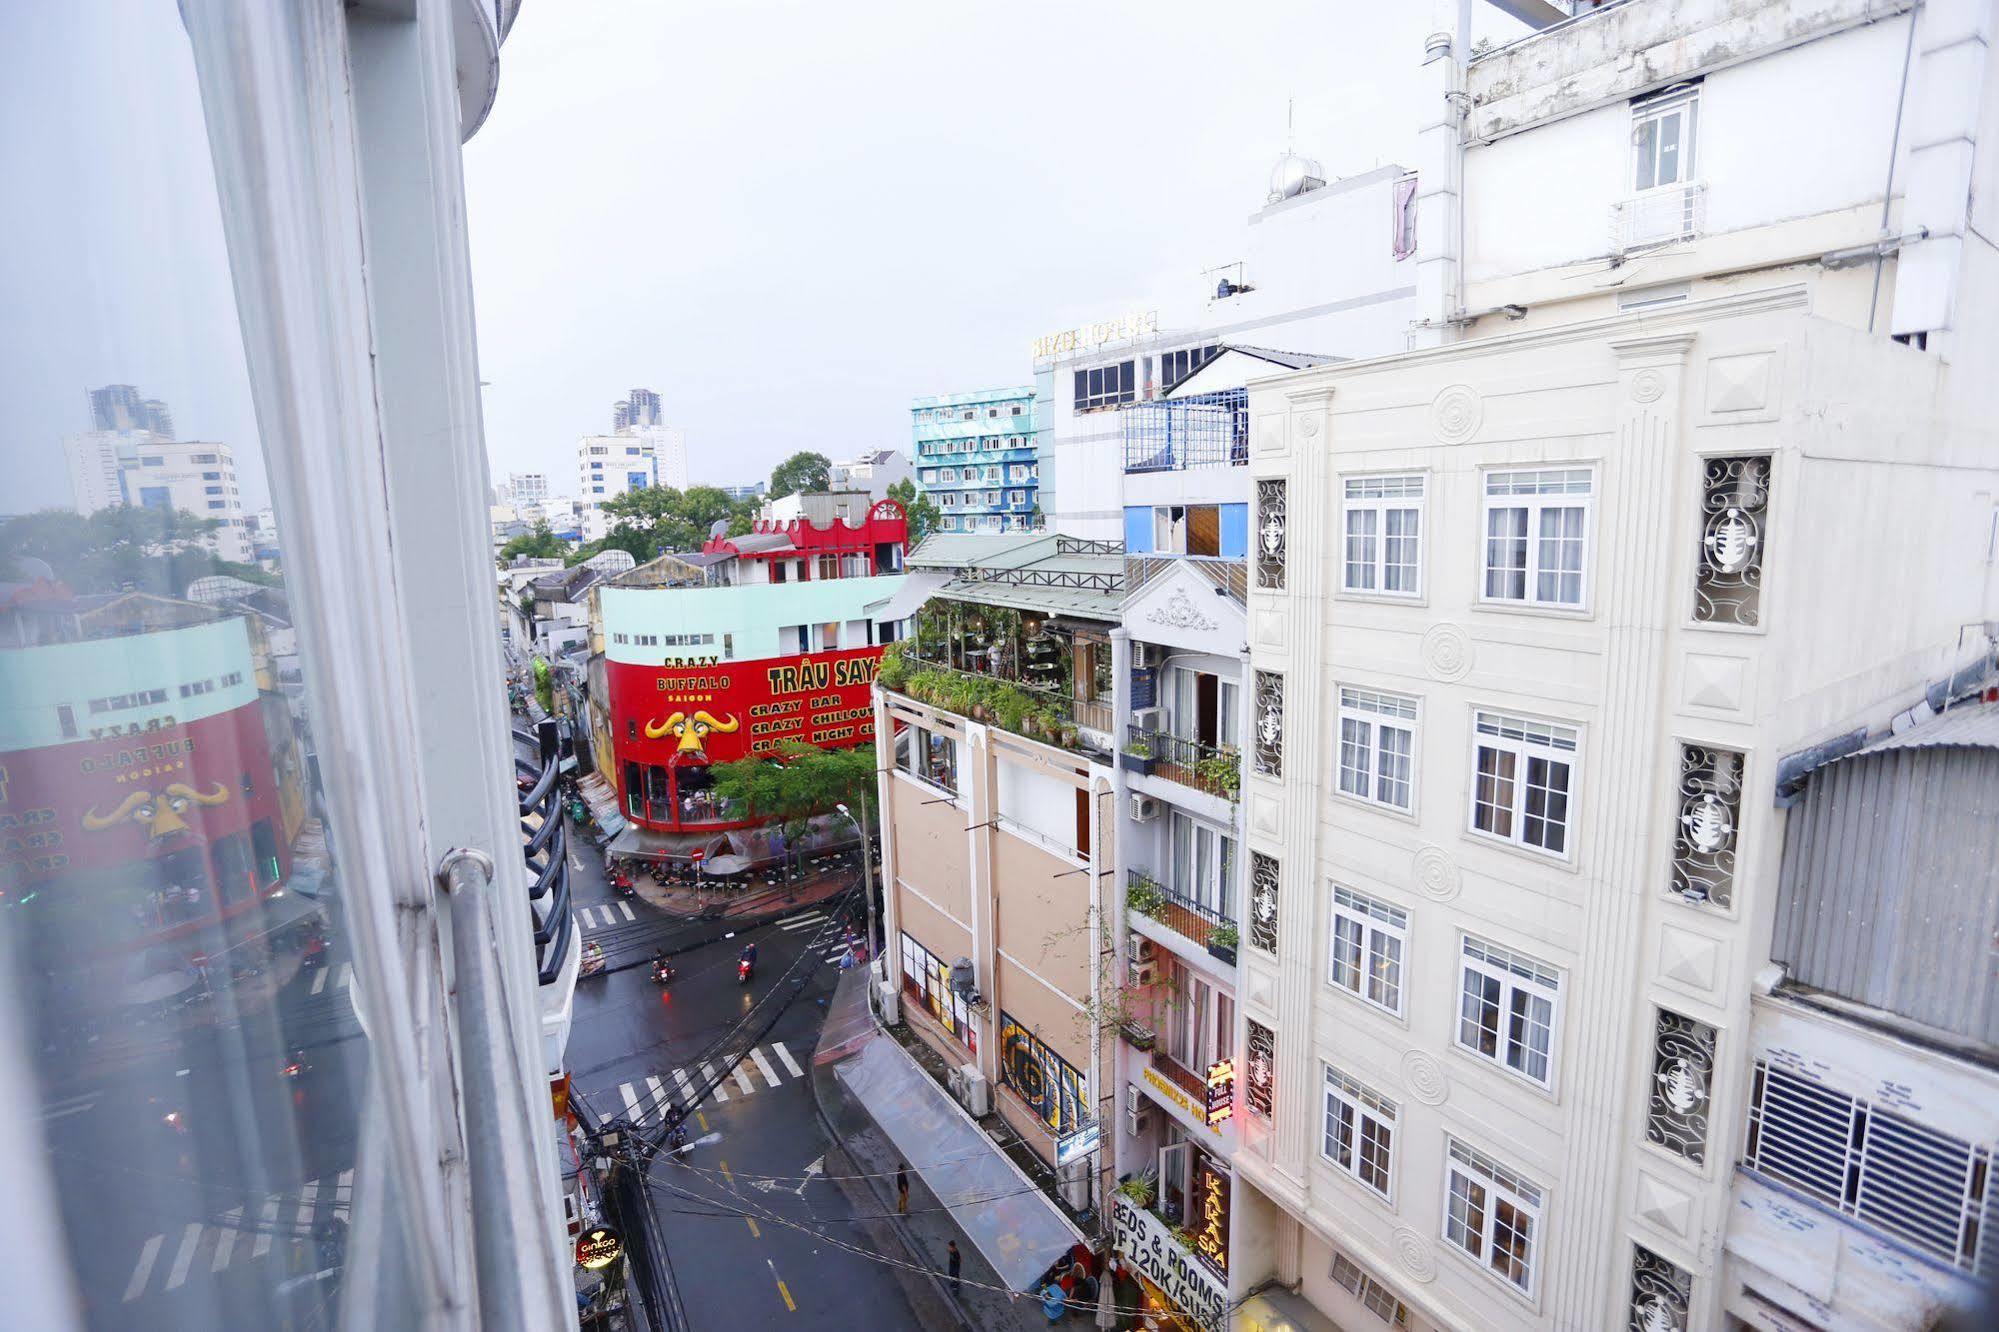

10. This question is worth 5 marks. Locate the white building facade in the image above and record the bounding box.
[575,423,688,540]
[62,431,252,562]
[1230,4,1999,1330]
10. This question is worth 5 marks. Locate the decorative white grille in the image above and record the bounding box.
[1256,478,1287,590]
[1249,851,1279,954]
[1253,671,1284,778]
[1628,1245,1691,1332]
[1646,1010,1716,1163]
[1693,455,1770,626]
[1246,1019,1275,1121]
[1670,744,1743,907]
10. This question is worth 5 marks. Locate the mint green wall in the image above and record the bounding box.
[600,574,908,664]
[0,617,259,751]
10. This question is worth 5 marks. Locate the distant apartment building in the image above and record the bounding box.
[575,425,689,541]
[611,386,662,433]
[87,383,174,438]
[62,431,252,563]
[505,470,549,513]
[719,481,766,504]
[1228,5,1999,1331]
[911,386,1039,534]
[828,449,912,501]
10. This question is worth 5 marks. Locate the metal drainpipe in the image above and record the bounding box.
[436,847,528,1332]
[1869,1,1922,333]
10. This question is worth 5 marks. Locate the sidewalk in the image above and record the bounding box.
[621,862,858,922]
[808,982,1068,1332]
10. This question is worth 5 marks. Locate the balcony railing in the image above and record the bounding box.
[1121,388,1248,474]
[1611,180,1705,255]
[1128,867,1226,951]
[514,723,573,984]
[1127,725,1240,802]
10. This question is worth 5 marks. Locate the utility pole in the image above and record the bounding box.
[837,801,878,978]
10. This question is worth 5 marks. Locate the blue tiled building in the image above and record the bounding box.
[910,386,1040,534]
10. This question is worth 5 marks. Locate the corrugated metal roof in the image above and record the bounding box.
[933,576,1124,621]
[1840,702,1999,759]
[905,532,1059,571]
[729,532,795,554]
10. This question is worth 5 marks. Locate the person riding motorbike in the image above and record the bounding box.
[649,950,673,983]
[581,940,605,975]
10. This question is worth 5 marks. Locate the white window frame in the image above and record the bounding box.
[1321,1064,1398,1203]
[1341,473,1425,598]
[1468,709,1579,859]
[1331,1251,1411,1328]
[1336,687,1417,812]
[1443,1137,1544,1297]
[1456,935,1561,1089]
[1479,468,1593,611]
[1632,87,1698,194]
[1328,885,1407,1017]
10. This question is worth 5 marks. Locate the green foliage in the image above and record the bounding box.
[1194,746,1241,801]
[1116,1169,1158,1207]
[496,519,568,566]
[1208,921,1239,950]
[708,739,880,868]
[577,485,760,564]
[876,639,910,690]
[1125,874,1164,919]
[767,451,832,501]
[885,478,940,546]
[1124,736,1152,760]
[531,656,554,715]
[0,505,258,597]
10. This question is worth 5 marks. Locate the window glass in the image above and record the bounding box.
[0,11,396,1321]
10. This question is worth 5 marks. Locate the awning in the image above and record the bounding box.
[828,988,1083,1291]
[861,570,948,623]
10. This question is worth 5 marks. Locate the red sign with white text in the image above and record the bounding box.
[607,646,882,770]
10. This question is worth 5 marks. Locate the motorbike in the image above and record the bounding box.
[736,956,753,985]
[282,1049,311,1079]
[300,933,327,971]
[580,943,607,977]
[649,960,674,985]
[612,875,635,900]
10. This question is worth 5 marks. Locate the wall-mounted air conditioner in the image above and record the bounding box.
[1125,1083,1153,1138]
[877,980,900,1026]
[956,1063,991,1117]
[1128,932,1156,963]
[1128,959,1160,988]
[1130,794,1161,822]
[1132,707,1164,733]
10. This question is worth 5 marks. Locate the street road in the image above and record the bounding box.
[562,839,919,1329]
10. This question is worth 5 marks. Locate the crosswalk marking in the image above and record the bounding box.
[334,1169,354,1220]
[619,1082,642,1118]
[773,1042,804,1078]
[618,900,636,922]
[165,1222,203,1292]
[309,965,329,995]
[252,1200,278,1259]
[123,1234,162,1302]
[336,963,352,990]
[730,1061,757,1095]
[38,1092,97,1121]
[672,1067,698,1106]
[749,1047,783,1089]
[777,911,826,931]
[700,1062,729,1101]
[210,1219,237,1274]
[294,1179,319,1242]
[645,1076,666,1113]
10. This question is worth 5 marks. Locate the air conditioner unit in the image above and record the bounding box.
[1127,1101,1153,1138]
[957,1063,992,1117]
[948,1064,967,1102]
[1058,1157,1092,1210]
[877,980,900,1026]
[1128,959,1160,988]
[1130,794,1161,823]
[1127,932,1156,963]
[1133,707,1164,732]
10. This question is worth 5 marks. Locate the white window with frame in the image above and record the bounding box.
[1632,87,1697,194]
[1331,1251,1411,1328]
[1165,666,1239,751]
[1167,809,1235,922]
[1342,474,1424,596]
[1161,959,1235,1076]
[1337,687,1416,812]
[1328,885,1406,1016]
[1321,1064,1397,1201]
[1470,709,1578,857]
[1444,1137,1543,1295]
[1457,935,1561,1087]
[1481,468,1592,609]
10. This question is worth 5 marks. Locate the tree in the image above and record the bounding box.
[497,519,567,566]
[767,451,831,501]
[886,479,940,547]
[581,485,759,562]
[0,506,245,596]
[710,739,877,872]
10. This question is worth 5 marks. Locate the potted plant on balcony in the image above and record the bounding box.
[1118,1017,1157,1052]
[1206,920,1239,966]
[1122,735,1155,775]
[1194,746,1241,801]
[1115,1168,1158,1208]
[1126,874,1163,920]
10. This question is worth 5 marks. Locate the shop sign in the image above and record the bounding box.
[1031,310,1159,360]
[575,1225,623,1271]
[1142,1065,1221,1137]
[1190,1153,1231,1278]
[1204,1058,1234,1128]
[607,645,882,764]
[1113,1194,1226,1331]
[1055,1119,1101,1168]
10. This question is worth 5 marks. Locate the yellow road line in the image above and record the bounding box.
[719,1159,734,1188]
[745,1217,761,1238]
[697,1112,709,1132]
[767,1258,795,1312]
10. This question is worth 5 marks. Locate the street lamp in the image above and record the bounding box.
[833,801,878,990]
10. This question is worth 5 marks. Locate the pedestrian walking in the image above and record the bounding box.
[896,1162,909,1215]
[947,1240,961,1294]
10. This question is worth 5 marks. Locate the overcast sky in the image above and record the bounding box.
[466,0,1525,493]
[1,3,1525,518]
